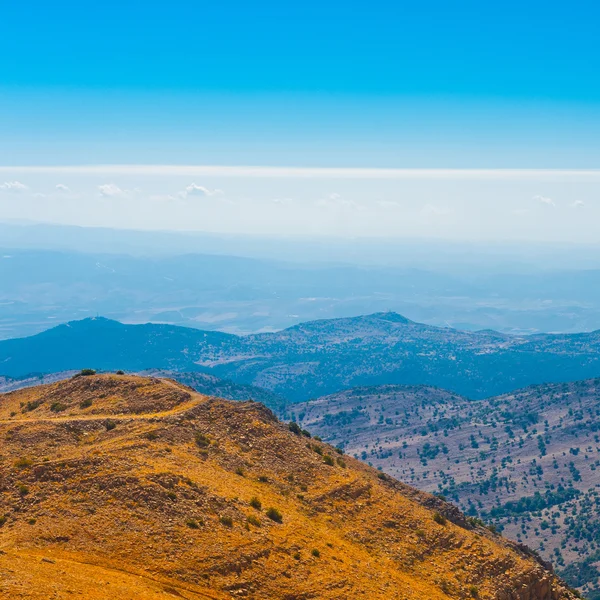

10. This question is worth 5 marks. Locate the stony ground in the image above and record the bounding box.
[294,378,600,597]
[0,374,577,599]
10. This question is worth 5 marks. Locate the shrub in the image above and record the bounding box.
[377,472,388,481]
[105,420,117,431]
[336,457,346,468]
[247,515,261,527]
[14,457,33,469]
[469,585,479,598]
[78,369,96,377]
[0,515,7,527]
[50,402,67,413]
[265,507,283,523]
[22,399,44,413]
[323,454,335,466]
[79,398,93,409]
[186,519,200,529]
[27,518,36,525]
[115,370,125,375]
[334,446,344,455]
[258,475,269,483]
[293,551,301,560]
[311,548,320,558]
[195,432,210,448]
[167,491,177,501]
[312,445,323,456]
[220,515,233,527]
[433,512,447,525]
[249,496,262,510]
[288,422,302,435]
[235,466,245,476]
[143,431,158,441]
[18,484,29,496]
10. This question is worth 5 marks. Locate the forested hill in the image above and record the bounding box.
[1,313,600,401]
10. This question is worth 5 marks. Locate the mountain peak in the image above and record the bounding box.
[0,375,577,599]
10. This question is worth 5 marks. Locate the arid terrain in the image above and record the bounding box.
[295,379,600,597]
[0,374,577,599]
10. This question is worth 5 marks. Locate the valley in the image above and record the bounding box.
[293,379,600,598]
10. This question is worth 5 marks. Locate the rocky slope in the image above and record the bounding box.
[2,313,600,401]
[293,379,600,597]
[0,374,577,599]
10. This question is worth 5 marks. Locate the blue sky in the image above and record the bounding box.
[1,1,599,241]
[2,0,600,167]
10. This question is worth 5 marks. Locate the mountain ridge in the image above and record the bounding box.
[2,313,600,401]
[0,374,578,599]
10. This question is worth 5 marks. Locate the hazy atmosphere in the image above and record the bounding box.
[3,2,600,599]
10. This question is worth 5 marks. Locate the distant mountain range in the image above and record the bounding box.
[2,312,600,401]
[5,243,600,342]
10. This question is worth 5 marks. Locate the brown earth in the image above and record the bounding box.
[0,374,579,599]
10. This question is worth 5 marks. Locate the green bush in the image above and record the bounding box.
[220,515,233,527]
[14,457,33,469]
[79,398,93,409]
[311,548,320,558]
[433,512,447,526]
[247,515,261,527]
[195,432,210,448]
[249,496,262,510]
[50,402,67,413]
[78,369,96,377]
[186,519,200,529]
[288,422,302,435]
[266,507,283,523]
[323,454,335,466]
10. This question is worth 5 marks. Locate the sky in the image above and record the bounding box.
[1,1,599,241]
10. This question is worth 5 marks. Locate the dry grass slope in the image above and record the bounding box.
[0,374,579,599]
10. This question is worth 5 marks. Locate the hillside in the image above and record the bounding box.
[0,370,286,414]
[2,313,600,401]
[0,374,577,599]
[293,379,600,597]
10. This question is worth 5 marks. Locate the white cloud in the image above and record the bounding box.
[572,200,585,208]
[3,165,600,182]
[98,183,125,197]
[533,194,555,207]
[0,181,28,192]
[55,183,70,193]
[315,194,362,210]
[179,183,224,199]
[271,198,293,205]
[420,204,452,218]
[377,200,401,208]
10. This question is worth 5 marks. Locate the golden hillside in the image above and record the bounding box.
[0,374,578,599]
